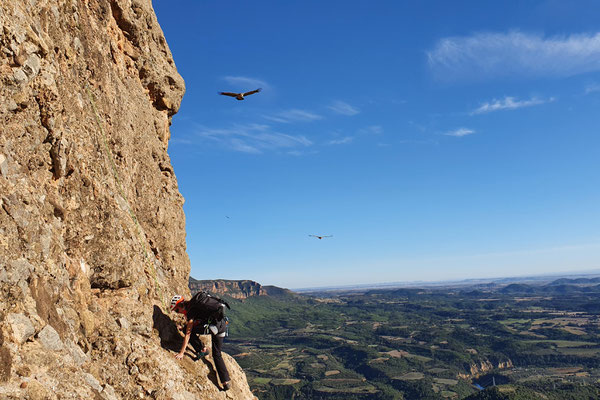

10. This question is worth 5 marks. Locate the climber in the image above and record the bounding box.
[171,293,232,391]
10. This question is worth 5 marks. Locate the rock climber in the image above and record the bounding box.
[171,293,231,391]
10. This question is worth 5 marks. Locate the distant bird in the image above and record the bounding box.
[218,88,261,100]
[309,235,333,240]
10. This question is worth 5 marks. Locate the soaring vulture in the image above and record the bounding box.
[218,88,262,100]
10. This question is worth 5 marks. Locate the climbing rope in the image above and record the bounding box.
[85,84,167,311]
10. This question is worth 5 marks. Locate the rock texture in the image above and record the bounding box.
[189,278,294,300]
[0,0,254,398]
[457,359,514,379]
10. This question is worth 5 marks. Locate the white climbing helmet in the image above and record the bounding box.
[170,294,184,311]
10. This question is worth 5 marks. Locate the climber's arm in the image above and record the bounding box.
[175,319,195,360]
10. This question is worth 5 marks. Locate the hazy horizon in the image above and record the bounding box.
[192,267,600,291]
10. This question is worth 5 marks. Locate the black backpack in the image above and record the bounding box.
[188,290,230,323]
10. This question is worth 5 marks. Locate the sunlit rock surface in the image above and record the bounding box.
[0,0,254,398]
[189,278,296,300]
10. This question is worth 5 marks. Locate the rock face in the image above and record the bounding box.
[457,359,514,379]
[190,278,294,299]
[0,0,254,398]
[190,279,268,299]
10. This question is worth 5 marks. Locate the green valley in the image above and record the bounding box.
[198,278,600,399]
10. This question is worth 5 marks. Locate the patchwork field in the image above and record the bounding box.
[221,278,600,399]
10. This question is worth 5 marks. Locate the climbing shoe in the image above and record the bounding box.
[195,349,209,360]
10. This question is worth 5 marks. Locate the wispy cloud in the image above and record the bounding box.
[428,31,600,80]
[359,125,383,135]
[171,137,194,145]
[328,101,360,116]
[326,136,353,145]
[409,121,427,133]
[444,128,476,137]
[471,96,555,114]
[287,150,318,156]
[398,139,439,145]
[264,109,323,123]
[585,82,600,94]
[222,76,268,89]
[196,123,312,154]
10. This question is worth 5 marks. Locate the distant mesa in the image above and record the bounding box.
[189,277,294,299]
[548,277,600,285]
[381,288,422,297]
[545,284,586,294]
[498,280,600,295]
[499,283,535,294]
[463,289,485,297]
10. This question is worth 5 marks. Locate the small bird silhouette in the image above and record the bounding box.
[309,235,333,240]
[218,88,261,100]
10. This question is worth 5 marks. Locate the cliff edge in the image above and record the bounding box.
[0,0,254,398]
[189,278,296,300]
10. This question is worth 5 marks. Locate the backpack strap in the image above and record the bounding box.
[213,295,231,310]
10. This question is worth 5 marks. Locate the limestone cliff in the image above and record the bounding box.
[0,0,254,398]
[189,278,295,300]
[457,359,514,380]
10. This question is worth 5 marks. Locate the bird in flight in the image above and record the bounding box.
[218,88,261,100]
[309,235,333,240]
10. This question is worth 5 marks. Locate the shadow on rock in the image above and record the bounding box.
[191,335,220,389]
[199,356,220,388]
[152,305,182,352]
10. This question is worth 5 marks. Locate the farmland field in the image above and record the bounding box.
[217,277,600,399]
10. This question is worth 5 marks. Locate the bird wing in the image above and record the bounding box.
[243,88,262,96]
[219,92,239,97]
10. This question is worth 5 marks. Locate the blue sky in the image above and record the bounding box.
[153,1,600,289]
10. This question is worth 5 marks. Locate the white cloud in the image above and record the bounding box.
[398,139,439,145]
[326,136,353,145]
[287,150,318,156]
[196,123,312,154]
[409,121,427,133]
[444,128,476,137]
[471,96,555,114]
[585,83,600,94]
[171,137,193,145]
[428,31,600,80]
[229,138,262,154]
[328,101,360,116]
[359,125,383,135]
[222,76,268,89]
[264,109,323,123]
